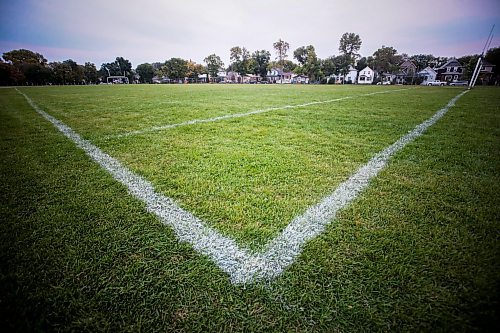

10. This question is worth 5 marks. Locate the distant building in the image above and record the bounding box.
[435,58,464,83]
[292,74,309,84]
[476,60,496,85]
[329,65,358,84]
[395,60,417,84]
[416,66,437,85]
[267,68,293,83]
[357,66,375,84]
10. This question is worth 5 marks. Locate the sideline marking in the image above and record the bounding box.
[15,88,468,284]
[107,88,413,138]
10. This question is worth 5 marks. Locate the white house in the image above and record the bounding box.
[328,65,358,84]
[357,66,375,84]
[267,68,293,83]
[292,74,309,84]
[416,66,437,85]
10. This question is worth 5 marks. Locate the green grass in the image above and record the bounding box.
[1,85,499,331]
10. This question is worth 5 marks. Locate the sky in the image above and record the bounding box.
[1,0,499,67]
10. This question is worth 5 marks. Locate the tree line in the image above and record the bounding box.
[1,33,499,85]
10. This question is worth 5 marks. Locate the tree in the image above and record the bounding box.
[250,50,271,79]
[3,49,50,85]
[273,39,290,68]
[162,58,188,81]
[3,49,47,67]
[355,57,368,71]
[372,46,401,75]
[293,45,316,66]
[204,54,224,82]
[321,56,337,77]
[410,54,435,70]
[485,46,500,81]
[0,60,24,85]
[136,63,155,83]
[293,45,322,81]
[50,61,71,84]
[84,62,98,84]
[339,32,362,64]
[186,60,205,82]
[334,54,352,79]
[458,55,480,80]
[229,46,251,79]
[115,57,132,80]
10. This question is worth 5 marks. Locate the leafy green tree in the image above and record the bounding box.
[84,62,98,84]
[334,54,352,78]
[250,50,270,79]
[162,58,188,81]
[410,54,435,70]
[339,32,362,64]
[3,49,47,67]
[293,45,316,66]
[136,63,155,83]
[321,57,337,77]
[3,49,50,84]
[65,59,85,83]
[485,46,500,80]
[293,45,322,81]
[0,60,24,85]
[458,55,480,80]
[50,61,71,84]
[355,57,368,71]
[115,57,133,80]
[372,46,401,75]
[273,39,290,69]
[230,46,251,78]
[204,54,224,82]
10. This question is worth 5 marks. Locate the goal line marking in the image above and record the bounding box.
[15,88,468,284]
[106,87,413,139]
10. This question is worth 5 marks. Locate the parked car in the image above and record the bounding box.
[376,81,391,85]
[449,80,468,86]
[427,80,446,86]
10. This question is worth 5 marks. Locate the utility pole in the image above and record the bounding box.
[469,24,495,89]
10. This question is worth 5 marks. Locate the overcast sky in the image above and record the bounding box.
[1,0,499,67]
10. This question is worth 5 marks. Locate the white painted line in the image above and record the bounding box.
[106,88,413,139]
[16,88,468,284]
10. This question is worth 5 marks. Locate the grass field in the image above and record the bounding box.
[1,84,499,331]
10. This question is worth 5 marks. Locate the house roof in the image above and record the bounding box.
[360,66,373,72]
[435,58,462,70]
[417,66,437,75]
[399,60,417,69]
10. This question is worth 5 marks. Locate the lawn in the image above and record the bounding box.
[0,84,499,331]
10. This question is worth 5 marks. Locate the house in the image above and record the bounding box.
[267,68,293,83]
[226,71,242,83]
[328,65,358,84]
[476,60,496,85]
[395,59,417,84]
[380,73,396,84]
[435,58,464,83]
[292,74,309,84]
[197,74,208,83]
[416,66,437,85]
[242,74,260,84]
[357,66,375,84]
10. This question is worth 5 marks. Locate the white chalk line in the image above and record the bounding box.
[105,87,414,139]
[15,87,468,284]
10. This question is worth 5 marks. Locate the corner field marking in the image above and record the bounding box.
[107,88,413,139]
[16,88,468,284]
